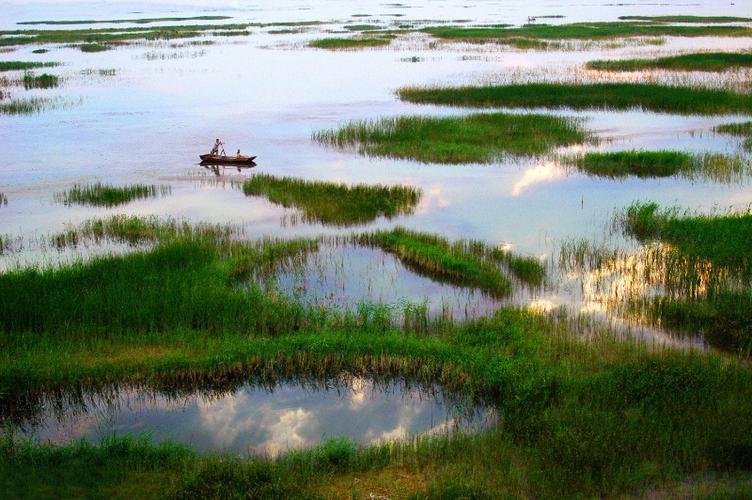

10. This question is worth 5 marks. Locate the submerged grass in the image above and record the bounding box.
[308,36,394,49]
[242,174,420,226]
[587,52,752,72]
[567,150,748,181]
[398,83,752,116]
[313,113,588,163]
[0,96,56,115]
[0,60,59,72]
[56,183,171,207]
[0,216,750,496]
[715,121,752,150]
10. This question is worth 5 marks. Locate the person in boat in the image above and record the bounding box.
[210,138,223,156]
[236,149,242,158]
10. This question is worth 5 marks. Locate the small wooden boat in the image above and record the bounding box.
[199,154,257,165]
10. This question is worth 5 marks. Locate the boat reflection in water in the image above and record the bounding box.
[200,161,257,176]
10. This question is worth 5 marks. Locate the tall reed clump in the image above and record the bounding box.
[398,83,752,116]
[0,96,55,115]
[0,60,59,72]
[56,183,171,207]
[313,113,588,163]
[242,174,421,226]
[22,71,58,89]
[566,150,748,181]
[586,52,752,72]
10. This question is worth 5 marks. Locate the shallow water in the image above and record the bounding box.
[2,0,752,347]
[8,378,495,456]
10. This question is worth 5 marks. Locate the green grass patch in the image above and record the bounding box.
[30,48,48,54]
[587,52,752,72]
[423,22,752,43]
[242,174,420,226]
[22,71,58,89]
[18,16,233,25]
[313,113,588,163]
[345,24,384,31]
[399,83,752,116]
[618,15,752,23]
[308,36,394,49]
[0,60,59,72]
[55,183,170,207]
[567,151,747,181]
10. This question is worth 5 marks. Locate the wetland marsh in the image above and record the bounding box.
[2,0,752,497]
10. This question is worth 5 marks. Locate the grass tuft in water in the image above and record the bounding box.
[566,151,748,181]
[56,183,171,207]
[22,71,58,89]
[308,36,394,49]
[314,113,588,163]
[587,52,752,72]
[399,83,752,116]
[78,43,111,52]
[0,96,56,115]
[242,174,421,226]
[715,121,752,150]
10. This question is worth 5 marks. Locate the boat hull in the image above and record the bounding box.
[199,154,257,165]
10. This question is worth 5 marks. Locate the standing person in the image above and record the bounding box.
[210,138,224,156]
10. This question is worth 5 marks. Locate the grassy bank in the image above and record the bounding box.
[1,216,751,496]
[56,183,171,207]
[242,174,420,226]
[587,52,752,72]
[308,36,393,49]
[567,151,747,181]
[313,113,588,163]
[399,83,752,115]
[0,60,59,72]
[618,15,752,23]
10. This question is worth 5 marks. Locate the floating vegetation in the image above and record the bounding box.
[313,113,588,163]
[0,60,59,72]
[0,96,57,115]
[80,68,116,76]
[18,16,233,26]
[30,48,48,54]
[618,15,752,23]
[715,121,752,150]
[142,50,206,61]
[22,72,58,89]
[398,83,752,116]
[309,36,394,49]
[566,151,748,181]
[587,52,752,72]
[242,174,420,226]
[345,24,384,32]
[55,183,171,207]
[78,43,111,52]
[423,22,752,44]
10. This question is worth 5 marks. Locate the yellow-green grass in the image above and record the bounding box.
[55,183,171,207]
[587,52,752,72]
[567,151,747,181]
[0,60,59,72]
[313,113,588,163]
[398,83,752,116]
[308,36,394,49]
[242,174,420,226]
